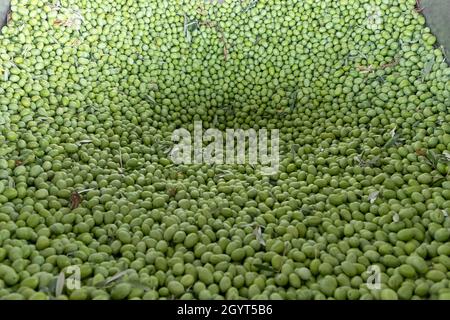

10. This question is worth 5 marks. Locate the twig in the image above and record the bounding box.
[380,56,400,69]
[356,65,375,74]
[118,148,124,174]
[241,0,258,13]
[414,0,425,13]
[199,20,229,61]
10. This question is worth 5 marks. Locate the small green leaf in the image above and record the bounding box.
[431,177,445,187]
[253,263,276,273]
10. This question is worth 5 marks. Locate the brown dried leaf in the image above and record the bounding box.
[70,191,82,210]
[381,58,399,69]
[6,10,12,24]
[416,148,427,156]
[53,19,65,26]
[223,45,229,61]
[167,187,177,197]
[356,65,374,73]
[415,0,424,13]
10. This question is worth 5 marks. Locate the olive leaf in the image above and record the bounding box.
[389,126,397,138]
[289,90,298,110]
[424,150,439,169]
[314,245,320,260]
[253,225,266,246]
[3,67,9,81]
[79,188,94,194]
[66,250,77,257]
[241,0,259,13]
[183,15,199,44]
[393,213,400,223]
[290,144,300,157]
[354,154,366,167]
[368,191,380,204]
[22,44,33,57]
[252,264,276,273]
[440,45,448,63]
[283,241,292,257]
[422,55,435,81]
[419,150,450,170]
[301,206,313,215]
[145,94,157,105]
[8,176,15,188]
[416,148,427,156]
[238,223,254,228]
[367,156,381,168]
[0,115,8,126]
[431,177,445,187]
[118,148,124,175]
[384,133,404,149]
[37,116,50,123]
[76,140,93,146]
[101,269,132,287]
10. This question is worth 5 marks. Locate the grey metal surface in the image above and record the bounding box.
[421,0,450,60]
[0,1,448,57]
[0,0,10,30]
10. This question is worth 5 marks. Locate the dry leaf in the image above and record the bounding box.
[380,56,399,69]
[283,241,292,257]
[6,10,12,24]
[414,0,424,12]
[53,19,65,26]
[167,187,177,197]
[416,149,427,156]
[223,45,228,61]
[70,191,82,209]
